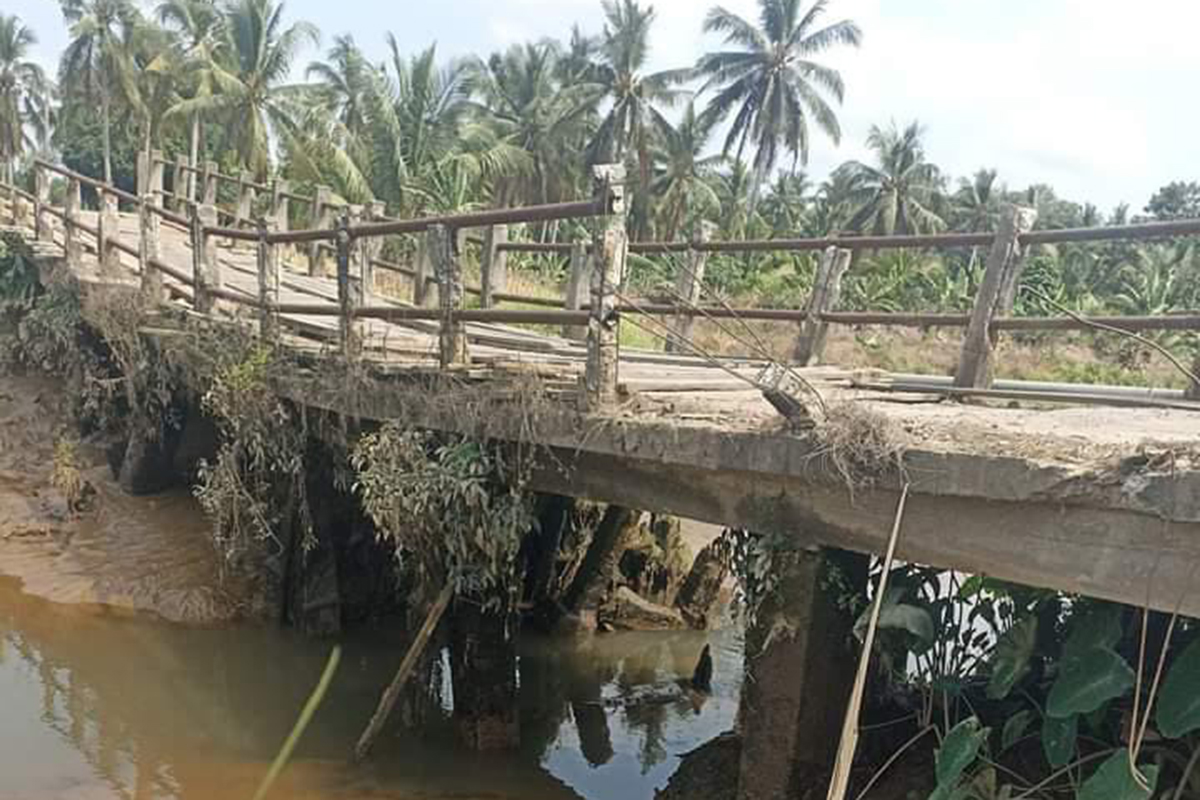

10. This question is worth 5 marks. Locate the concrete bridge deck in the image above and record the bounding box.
[5,205,1200,618]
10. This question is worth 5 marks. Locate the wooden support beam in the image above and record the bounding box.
[792,246,852,366]
[34,162,51,243]
[192,204,219,314]
[431,223,467,367]
[149,150,164,209]
[563,240,592,341]
[272,179,290,234]
[585,164,627,410]
[480,223,508,308]
[64,177,81,268]
[257,218,280,343]
[954,205,1038,389]
[173,154,190,211]
[98,190,121,276]
[308,185,332,276]
[139,194,163,306]
[335,212,359,358]
[202,160,218,206]
[666,221,716,353]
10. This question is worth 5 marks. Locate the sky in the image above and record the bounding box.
[12,0,1200,212]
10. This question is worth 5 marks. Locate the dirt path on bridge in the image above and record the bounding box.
[0,373,247,623]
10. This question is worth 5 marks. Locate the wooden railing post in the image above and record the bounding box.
[257,217,280,343]
[563,240,592,340]
[308,185,332,276]
[150,150,165,208]
[192,203,219,314]
[954,205,1038,390]
[363,200,385,300]
[136,150,150,196]
[64,177,82,268]
[666,221,716,354]
[792,246,852,366]
[139,193,163,306]
[271,179,290,234]
[202,160,218,206]
[414,232,437,307]
[585,164,627,410]
[431,223,467,367]
[335,212,359,358]
[237,169,255,229]
[480,223,508,308]
[173,154,190,210]
[98,189,122,276]
[34,162,51,243]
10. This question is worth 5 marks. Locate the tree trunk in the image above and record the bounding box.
[563,505,637,614]
[101,86,113,185]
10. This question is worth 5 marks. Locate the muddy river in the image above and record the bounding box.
[0,375,742,800]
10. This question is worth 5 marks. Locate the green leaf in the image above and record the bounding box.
[1046,648,1134,718]
[1041,713,1077,768]
[1001,710,1033,752]
[935,717,988,788]
[878,603,936,643]
[988,617,1038,700]
[1062,605,1123,666]
[1077,750,1158,800]
[1156,638,1200,738]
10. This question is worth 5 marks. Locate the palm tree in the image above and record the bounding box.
[0,14,47,183]
[59,0,141,183]
[306,33,371,141]
[837,121,945,235]
[158,0,222,189]
[696,0,861,196]
[175,0,316,178]
[649,101,723,241]
[759,171,811,235]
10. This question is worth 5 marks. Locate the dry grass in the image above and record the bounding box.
[810,401,907,493]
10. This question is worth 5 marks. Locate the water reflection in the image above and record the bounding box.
[0,578,741,800]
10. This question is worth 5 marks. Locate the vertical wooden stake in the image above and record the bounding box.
[193,204,219,314]
[793,246,853,366]
[480,223,508,309]
[139,194,163,306]
[98,190,122,276]
[563,241,592,340]
[666,221,716,353]
[136,150,150,196]
[258,218,280,343]
[431,223,467,367]
[336,213,359,359]
[586,164,627,410]
[64,177,82,268]
[308,185,332,276]
[34,162,51,243]
[414,231,437,308]
[173,154,190,211]
[150,150,165,208]
[363,200,385,301]
[237,169,255,229]
[272,179,291,234]
[954,205,1038,389]
[202,160,218,206]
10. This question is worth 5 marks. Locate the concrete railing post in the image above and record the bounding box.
[98,189,122,276]
[150,150,165,209]
[202,160,218,207]
[271,179,290,234]
[792,246,853,366]
[64,177,82,268]
[666,221,716,354]
[431,223,467,368]
[34,162,51,243]
[954,205,1038,390]
[236,169,255,230]
[192,204,219,314]
[563,241,592,341]
[585,164,627,410]
[173,154,190,211]
[139,194,163,306]
[257,217,280,343]
[308,185,332,276]
[480,223,508,309]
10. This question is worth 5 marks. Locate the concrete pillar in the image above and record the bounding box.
[954,205,1038,389]
[667,221,716,353]
[481,223,508,308]
[793,246,853,366]
[431,223,467,367]
[586,164,627,411]
[563,241,592,340]
[138,194,162,306]
[192,204,219,314]
[737,545,860,800]
[257,218,280,342]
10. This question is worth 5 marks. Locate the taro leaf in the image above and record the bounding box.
[1156,637,1200,738]
[854,587,934,645]
[1041,713,1077,768]
[988,617,1038,700]
[936,717,988,788]
[1001,710,1033,752]
[1046,647,1134,718]
[1061,605,1123,667]
[1077,749,1158,800]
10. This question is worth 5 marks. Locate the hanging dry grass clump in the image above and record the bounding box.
[809,401,908,493]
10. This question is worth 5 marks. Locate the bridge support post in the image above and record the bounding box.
[271,179,290,235]
[585,164,627,411]
[480,223,508,309]
[172,154,190,211]
[432,223,467,367]
[666,221,716,354]
[202,160,218,207]
[563,240,592,340]
[34,162,51,243]
[64,177,82,269]
[257,218,280,343]
[954,205,1038,389]
[150,150,165,209]
[792,246,853,366]
[139,194,163,306]
[308,185,332,276]
[192,204,219,314]
[98,190,122,276]
[737,545,861,800]
[336,212,360,359]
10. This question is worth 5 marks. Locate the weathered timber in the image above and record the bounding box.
[34,162,51,242]
[792,247,852,366]
[98,190,122,276]
[586,164,628,410]
[202,160,218,206]
[271,179,290,233]
[149,150,164,208]
[335,213,359,358]
[64,177,82,268]
[192,204,219,314]
[666,222,715,353]
[257,218,280,342]
[414,231,436,307]
[172,154,191,210]
[139,195,163,306]
[308,185,333,276]
[563,240,591,340]
[481,223,508,308]
[431,223,467,367]
[236,170,255,229]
